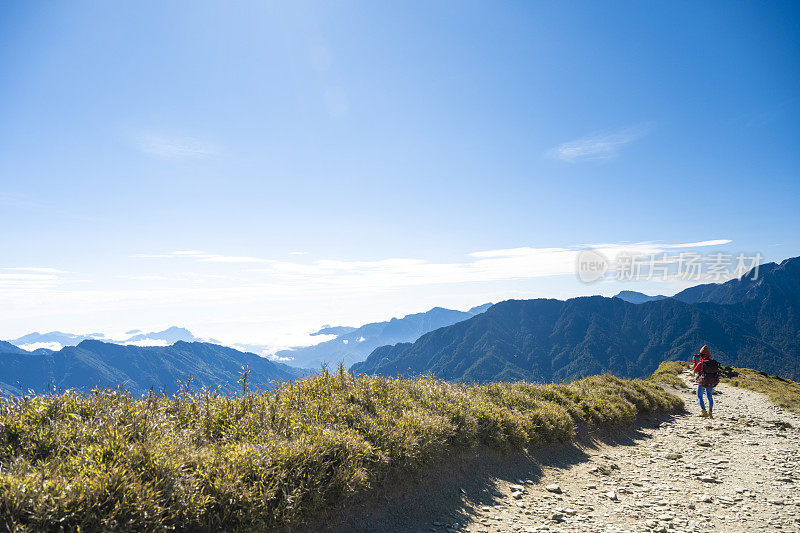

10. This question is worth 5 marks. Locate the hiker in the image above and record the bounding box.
[693,345,720,418]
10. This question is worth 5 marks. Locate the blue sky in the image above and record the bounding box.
[1,2,798,351]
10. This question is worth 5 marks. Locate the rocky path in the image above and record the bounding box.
[440,372,800,533]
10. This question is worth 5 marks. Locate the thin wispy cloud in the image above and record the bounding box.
[0,273,59,281]
[664,239,731,248]
[137,134,220,159]
[3,267,67,273]
[132,250,271,263]
[549,124,650,162]
[0,269,67,290]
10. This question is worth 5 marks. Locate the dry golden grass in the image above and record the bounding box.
[0,367,681,531]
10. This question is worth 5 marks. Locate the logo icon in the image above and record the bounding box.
[576,249,608,283]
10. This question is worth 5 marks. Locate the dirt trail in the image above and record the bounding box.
[446,372,800,532]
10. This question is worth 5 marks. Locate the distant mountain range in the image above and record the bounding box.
[273,304,492,369]
[311,325,358,336]
[0,340,308,396]
[10,326,198,352]
[0,305,492,395]
[124,326,197,344]
[6,306,492,370]
[352,256,800,382]
[11,331,106,349]
[5,255,798,393]
[613,290,668,304]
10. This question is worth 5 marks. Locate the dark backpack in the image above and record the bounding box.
[700,359,720,388]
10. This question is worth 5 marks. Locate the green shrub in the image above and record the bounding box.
[0,368,682,531]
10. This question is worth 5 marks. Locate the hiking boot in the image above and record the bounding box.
[708,409,713,419]
[698,409,708,417]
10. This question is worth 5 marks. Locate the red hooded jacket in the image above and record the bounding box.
[693,345,711,377]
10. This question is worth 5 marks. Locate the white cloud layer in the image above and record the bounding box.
[2,239,735,345]
[18,342,63,352]
[128,240,732,291]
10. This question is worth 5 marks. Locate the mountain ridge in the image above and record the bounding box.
[273,303,493,368]
[0,340,307,396]
[9,326,197,350]
[613,290,668,304]
[673,258,797,305]
[353,256,800,382]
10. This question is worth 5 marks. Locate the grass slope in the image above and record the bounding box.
[0,368,681,531]
[722,367,800,413]
[648,360,800,413]
[646,361,691,389]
